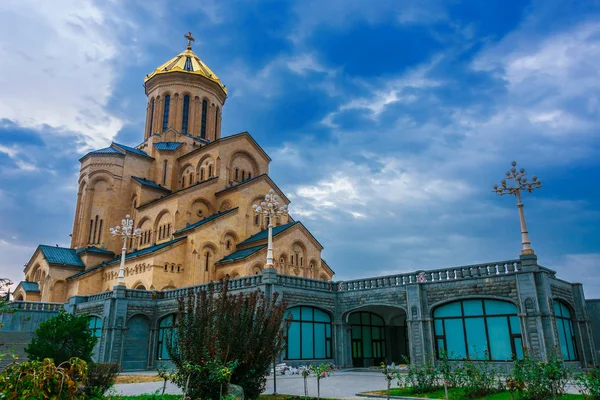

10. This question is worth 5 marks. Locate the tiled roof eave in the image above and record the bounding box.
[137,176,218,210]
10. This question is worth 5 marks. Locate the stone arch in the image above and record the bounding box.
[161,285,176,290]
[137,216,154,247]
[222,230,239,252]
[218,199,233,212]
[154,210,173,242]
[14,292,24,301]
[188,197,213,223]
[277,253,288,273]
[50,280,67,303]
[196,154,215,180]
[290,241,307,275]
[229,151,258,183]
[250,262,263,275]
[230,270,241,278]
[247,194,267,232]
[180,163,195,189]
[428,295,521,316]
[31,263,41,282]
[133,282,147,290]
[199,242,218,280]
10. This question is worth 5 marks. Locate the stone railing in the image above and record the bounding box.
[86,291,112,302]
[277,275,332,292]
[10,301,63,311]
[125,289,156,299]
[160,275,264,300]
[339,259,522,292]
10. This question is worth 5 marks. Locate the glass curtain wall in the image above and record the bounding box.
[285,306,332,360]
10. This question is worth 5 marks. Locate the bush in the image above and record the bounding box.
[574,364,600,399]
[398,357,439,394]
[509,350,570,400]
[167,279,289,399]
[456,353,503,398]
[0,357,87,399]
[25,309,98,365]
[83,362,120,398]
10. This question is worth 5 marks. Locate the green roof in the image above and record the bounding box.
[20,281,40,293]
[112,142,153,159]
[174,208,238,235]
[133,177,171,192]
[215,244,266,265]
[75,246,115,256]
[67,237,187,280]
[237,222,297,247]
[39,245,85,268]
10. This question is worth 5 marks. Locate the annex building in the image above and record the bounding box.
[2,36,598,371]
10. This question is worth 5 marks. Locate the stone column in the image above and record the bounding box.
[406,284,429,365]
[104,285,129,367]
[572,283,596,365]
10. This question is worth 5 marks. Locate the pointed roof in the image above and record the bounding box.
[145,41,226,94]
[18,281,40,293]
[38,245,85,268]
[238,222,298,247]
[215,244,266,265]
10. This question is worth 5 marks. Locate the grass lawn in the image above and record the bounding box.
[111,394,338,400]
[364,387,586,399]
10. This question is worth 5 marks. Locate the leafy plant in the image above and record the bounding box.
[456,352,503,398]
[83,362,120,398]
[380,362,397,400]
[311,363,333,400]
[0,357,87,399]
[398,356,440,394]
[509,349,570,400]
[25,309,98,365]
[167,279,290,399]
[574,364,600,399]
[0,278,14,329]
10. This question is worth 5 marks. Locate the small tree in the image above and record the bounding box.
[311,363,332,400]
[381,362,396,400]
[168,279,290,399]
[0,278,14,329]
[25,309,98,365]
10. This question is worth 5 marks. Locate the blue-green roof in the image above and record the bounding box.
[174,208,238,235]
[39,245,85,268]
[90,147,122,155]
[67,237,187,280]
[215,244,266,265]
[20,281,40,292]
[75,246,115,256]
[154,142,183,151]
[237,221,298,247]
[113,143,153,159]
[133,177,171,192]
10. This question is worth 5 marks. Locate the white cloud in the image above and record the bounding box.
[0,0,125,150]
[0,144,38,172]
[547,253,600,298]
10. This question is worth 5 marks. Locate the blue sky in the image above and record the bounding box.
[1,0,600,296]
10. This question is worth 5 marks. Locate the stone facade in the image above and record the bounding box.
[13,40,334,303]
[4,254,595,372]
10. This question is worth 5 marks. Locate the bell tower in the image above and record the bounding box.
[143,32,227,142]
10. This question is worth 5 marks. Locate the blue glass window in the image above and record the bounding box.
[349,312,386,366]
[433,299,522,361]
[162,95,171,132]
[181,95,190,134]
[554,300,578,361]
[88,316,103,361]
[157,314,177,360]
[285,306,332,360]
[183,56,193,71]
[200,99,208,138]
[149,99,155,135]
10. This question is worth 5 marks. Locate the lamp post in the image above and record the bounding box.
[493,161,542,255]
[252,189,289,268]
[109,214,142,286]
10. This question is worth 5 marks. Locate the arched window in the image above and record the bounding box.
[88,316,103,361]
[208,165,213,177]
[235,168,239,181]
[162,95,171,131]
[349,312,386,366]
[433,299,523,361]
[241,170,245,181]
[149,98,155,135]
[215,106,219,136]
[200,99,208,138]
[554,300,578,361]
[157,314,177,360]
[285,306,332,360]
[254,214,259,225]
[200,168,205,181]
[181,95,190,134]
[248,172,252,179]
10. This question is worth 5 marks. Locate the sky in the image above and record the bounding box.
[1,0,599,297]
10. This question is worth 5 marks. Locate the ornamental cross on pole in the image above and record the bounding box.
[184,31,195,48]
[493,161,542,255]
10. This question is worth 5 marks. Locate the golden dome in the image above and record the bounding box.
[145,33,226,94]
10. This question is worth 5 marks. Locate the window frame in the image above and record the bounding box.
[285,306,332,360]
[553,300,578,361]
[156,314,177,360]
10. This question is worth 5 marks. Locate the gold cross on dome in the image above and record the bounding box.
[184,31,195,48]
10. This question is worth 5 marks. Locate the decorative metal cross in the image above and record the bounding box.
[184,31,195,48]
[493,161,542,255]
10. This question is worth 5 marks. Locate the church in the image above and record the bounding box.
[13,34,334,303]
[4,35,598,372]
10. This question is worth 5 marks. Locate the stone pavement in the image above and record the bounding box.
[112,370,394,398]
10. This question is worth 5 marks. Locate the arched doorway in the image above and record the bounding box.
[346,305,408,367]
[122,314,150,370]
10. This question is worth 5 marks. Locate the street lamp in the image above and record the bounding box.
[109,214,142,286]
[252,189,289,268]
[493,161,542,255]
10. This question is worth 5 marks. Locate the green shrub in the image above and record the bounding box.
[398,357,439,394]
[167,280,289,399]
[456,352,503,398]
[0,357,87,399]
[574,364,600,399]
[83,362,120,398]
[509,350,570,399]
[25,309,98,365]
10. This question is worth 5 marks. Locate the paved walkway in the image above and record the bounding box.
[112,370,393,398]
